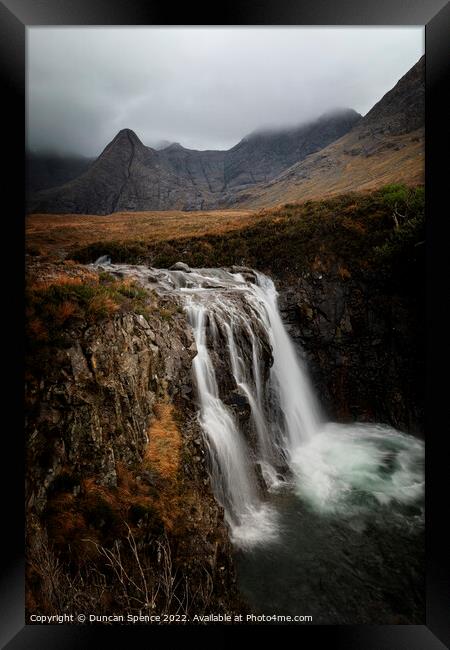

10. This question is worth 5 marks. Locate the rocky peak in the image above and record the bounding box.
[101,128,147,157]
[163,142,187,153]
[362,55,424,135]
[113,128,144,145]
[316,107,362,123]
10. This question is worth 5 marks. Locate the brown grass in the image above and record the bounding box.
[26,264,152,354]
[26,209,258,256]
[28,268,98,289]
[53,300,79,324]
[87,293,119,316]
[28,317,48,341]
[144,402,181,481]
[338,265,352,280]
[238,130,424,209]
[43,399,192,561]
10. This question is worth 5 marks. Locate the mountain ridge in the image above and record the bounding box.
[29,109,361,214]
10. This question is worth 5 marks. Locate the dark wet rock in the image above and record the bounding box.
[27,307,195,509]
[229,265,258,283]
[276,270,424,435]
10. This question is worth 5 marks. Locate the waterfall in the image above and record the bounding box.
[93,254,112,266]
[162,267,323,544]
[186,299,278,546]
[93,262,424,548]
[252,273,322,451]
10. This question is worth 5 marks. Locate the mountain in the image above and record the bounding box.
[28,57,423,215]
[28,110,361,214]
[152,139,175,150]
[26,152,94,194]
[236,56,424,208]
[224,108,360,188]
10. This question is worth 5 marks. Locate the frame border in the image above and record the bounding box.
[2,0,449,646]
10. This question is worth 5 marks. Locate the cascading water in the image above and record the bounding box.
[169,267,328,545]
[91,260,425,622]
[93,262,424,544]
[186,298,278,546]
[251,273,322,451]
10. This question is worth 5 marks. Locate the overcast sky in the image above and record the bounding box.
[27,27,423,156]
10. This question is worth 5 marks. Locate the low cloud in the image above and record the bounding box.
[27,26,424,156]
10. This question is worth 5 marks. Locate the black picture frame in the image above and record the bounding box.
[2,0,449,647]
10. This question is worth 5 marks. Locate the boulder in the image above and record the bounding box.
[170,261,191,273]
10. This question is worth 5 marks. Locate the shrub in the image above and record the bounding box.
[26,273,151,349]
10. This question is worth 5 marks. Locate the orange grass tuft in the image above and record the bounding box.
[338,265,352,280]
[144,403,181,481]
[88,293,119,317]
[53,300,79,324]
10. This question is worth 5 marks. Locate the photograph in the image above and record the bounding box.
[23,25,428,627]
[23,25,429,628]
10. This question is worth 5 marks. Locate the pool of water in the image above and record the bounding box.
[234,424,425,625]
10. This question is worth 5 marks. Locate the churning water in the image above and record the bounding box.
[94,260,425,622]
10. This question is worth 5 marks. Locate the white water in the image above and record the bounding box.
[93,261,425,547]
[187,300,278,546]
[291,422,424,517]
[252,273,322,452]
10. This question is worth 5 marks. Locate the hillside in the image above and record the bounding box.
[28,57,423,215]
[237,57,424,207]
[27,152,94,193]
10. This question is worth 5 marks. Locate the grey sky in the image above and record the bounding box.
[27,27,424,156]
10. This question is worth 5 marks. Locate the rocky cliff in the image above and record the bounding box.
[277,267,424,435]
[224,108,360,189]
[25,260,239,618]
